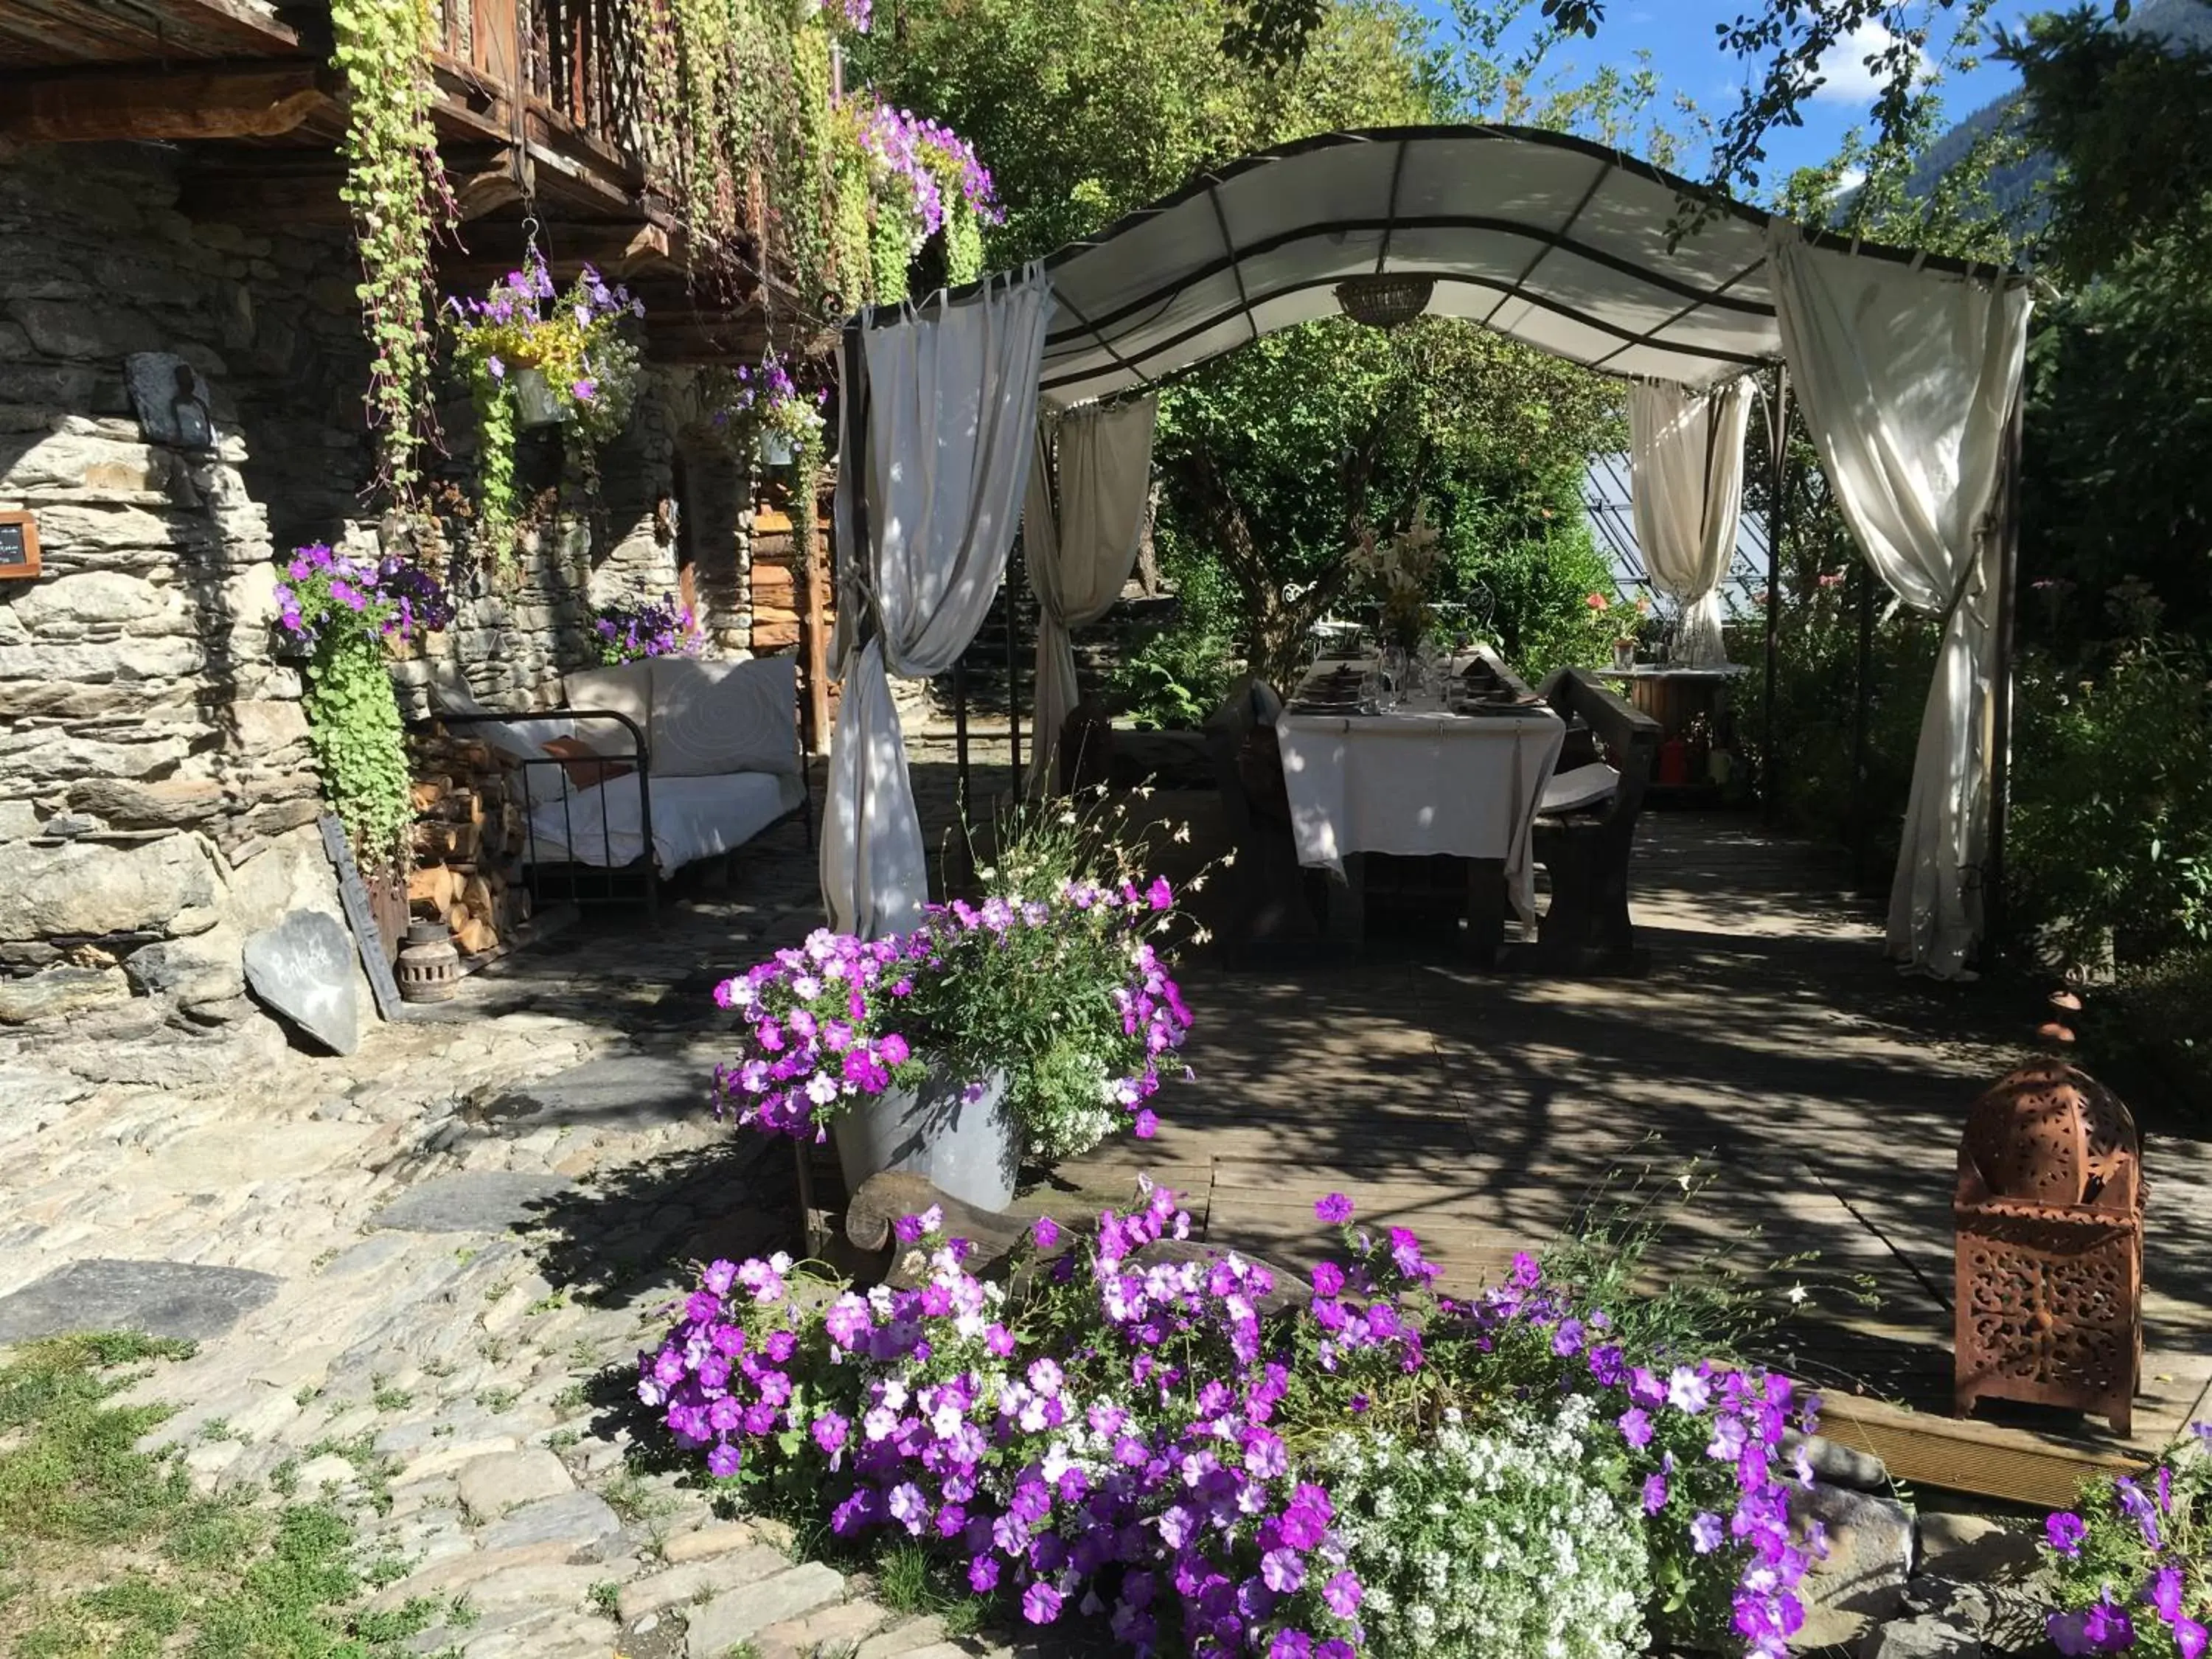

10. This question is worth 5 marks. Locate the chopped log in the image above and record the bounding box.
[454,915,498,954]
[414,821,481,862]
[461,874,495,917]
[751,619,801,651]
[411,776,452,811]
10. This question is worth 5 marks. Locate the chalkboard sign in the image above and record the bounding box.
[0,512,37,580]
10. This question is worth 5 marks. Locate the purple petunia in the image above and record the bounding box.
[1315,1194,1354,1225]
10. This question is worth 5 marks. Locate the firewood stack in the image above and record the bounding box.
[405,734,535,958]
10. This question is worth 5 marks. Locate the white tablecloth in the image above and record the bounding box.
[1276,661,1565,922]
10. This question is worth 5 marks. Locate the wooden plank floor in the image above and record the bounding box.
[1052,811,2212,1504]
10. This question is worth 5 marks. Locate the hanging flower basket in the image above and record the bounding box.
[509,366,568,429]
[759,430,796,467]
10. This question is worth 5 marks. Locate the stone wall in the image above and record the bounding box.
[0,138,756,1040]
[0,139,373,1025]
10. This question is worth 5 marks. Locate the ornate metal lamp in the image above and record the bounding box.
[1954,1060,2144,1435]
[1334,274,1433,330]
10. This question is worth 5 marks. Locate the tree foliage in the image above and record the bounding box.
[2003,6,2212,644]
[1155,319,1621,689]
[852,0,1432,268]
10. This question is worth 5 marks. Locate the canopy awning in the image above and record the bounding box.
[1017,125,2013,406]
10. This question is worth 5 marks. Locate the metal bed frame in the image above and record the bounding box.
[422,702,815,922]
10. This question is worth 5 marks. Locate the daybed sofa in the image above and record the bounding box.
[430,655,809,908]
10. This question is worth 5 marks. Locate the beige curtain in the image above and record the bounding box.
[1770,225,2030,978]
[1023,396,1158,795]
[1630,377,1753,668]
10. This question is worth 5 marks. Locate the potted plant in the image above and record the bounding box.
[711,807,1199,1208]
[448,251,643,562]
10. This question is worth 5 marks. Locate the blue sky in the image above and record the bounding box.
[1411,1,2048,201]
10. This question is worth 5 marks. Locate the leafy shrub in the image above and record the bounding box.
[1441,478,1621,681]
[2011,630,2212,969]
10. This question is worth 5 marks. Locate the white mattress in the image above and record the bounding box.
[521,771,804,874]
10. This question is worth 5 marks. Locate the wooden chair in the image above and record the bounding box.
[1531,667,1661,969]
[1055,701,1115,797]
[1203,678,1320,961]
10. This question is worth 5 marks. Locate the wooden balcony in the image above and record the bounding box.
[0,0,787,347]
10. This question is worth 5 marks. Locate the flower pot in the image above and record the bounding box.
[757,431,795,467]
[510,366,568,429]
[832,1060,1017,1211]
[1612,639,1636,671]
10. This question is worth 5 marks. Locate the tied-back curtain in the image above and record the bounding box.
[1770,225,2030,978]
[820,265,1054,938]
[1630,376,1753,668]
[1023,396,1160,795]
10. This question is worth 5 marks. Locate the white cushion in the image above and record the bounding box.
[428,675,576,762]
[1540,762,1619,816]
[646,656,800,778]
[560,663,655,759]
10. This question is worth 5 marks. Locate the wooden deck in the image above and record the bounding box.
[1050,812,2212,1506]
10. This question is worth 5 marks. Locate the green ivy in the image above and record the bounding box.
[473,380,518,559]
[303,630,412,868]
[330,0,453,501]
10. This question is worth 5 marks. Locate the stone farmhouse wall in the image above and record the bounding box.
[0,139,749,1045]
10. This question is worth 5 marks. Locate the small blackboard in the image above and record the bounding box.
[0,512,38,580]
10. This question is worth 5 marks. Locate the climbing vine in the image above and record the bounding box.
[330,0,455,501]
[274,543,453,867]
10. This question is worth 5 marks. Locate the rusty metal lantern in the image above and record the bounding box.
[1954,1060,2144,1435]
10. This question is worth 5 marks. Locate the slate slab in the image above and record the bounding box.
[243,910,360,1056]
[0,1257,280,1343]
[370,1171,574,1234]
[481,1051,709,1131]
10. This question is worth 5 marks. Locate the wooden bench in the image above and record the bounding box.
[1531,667,1662,968]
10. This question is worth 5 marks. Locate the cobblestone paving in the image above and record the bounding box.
[0,753,1085,1658]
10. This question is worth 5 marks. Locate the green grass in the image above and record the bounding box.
[0,1333,439,1658]
[871,1543,988,1638]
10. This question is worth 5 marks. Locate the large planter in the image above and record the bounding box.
[832,1060,1018,1212]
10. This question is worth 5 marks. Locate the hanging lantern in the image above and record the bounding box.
[1335,274,1433,330]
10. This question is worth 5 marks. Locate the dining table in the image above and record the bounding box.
[1273,653,1567,946]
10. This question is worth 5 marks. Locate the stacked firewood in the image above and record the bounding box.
[406,737,533,957]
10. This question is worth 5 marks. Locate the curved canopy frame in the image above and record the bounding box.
[848,125,2022,403]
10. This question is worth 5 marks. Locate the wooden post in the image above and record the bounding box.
[1761,363,1790,825]
[799,473,832,754]
[1983,386,2026,967]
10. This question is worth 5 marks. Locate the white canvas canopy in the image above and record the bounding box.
[824,125,2032,978]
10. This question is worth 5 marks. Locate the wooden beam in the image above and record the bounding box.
[0,59,334,142]
[438,220,678,283]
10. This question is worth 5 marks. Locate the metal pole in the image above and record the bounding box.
[953,658,970,818]
[1849,554,1876,887]
[1982,386,2026,969]
[1761,363,1789,825]
[1005,549,1023,799]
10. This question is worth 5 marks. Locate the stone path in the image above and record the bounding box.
[0,775,1086,1658]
